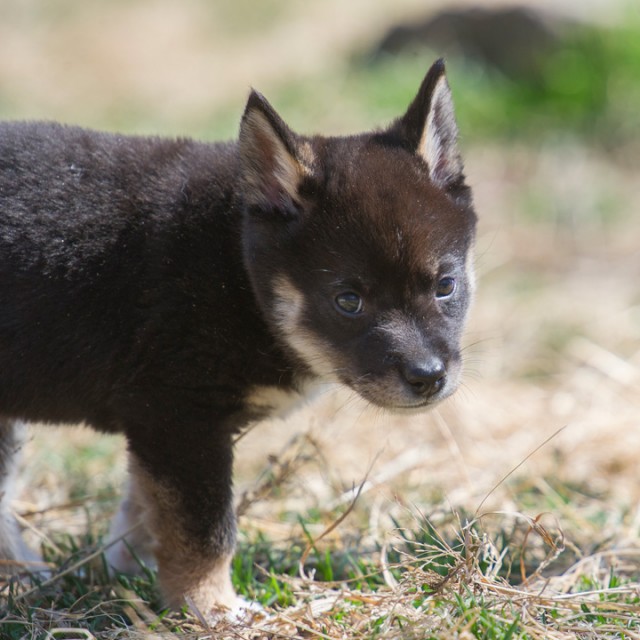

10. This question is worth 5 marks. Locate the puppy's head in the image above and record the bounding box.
[239,60,477,410]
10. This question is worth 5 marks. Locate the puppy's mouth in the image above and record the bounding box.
[357,389,452,412]
[341,360,461,411]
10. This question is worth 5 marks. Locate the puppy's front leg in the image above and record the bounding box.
[127,431,238,615]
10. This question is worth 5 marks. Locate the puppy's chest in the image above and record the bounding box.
[243,382,324,422]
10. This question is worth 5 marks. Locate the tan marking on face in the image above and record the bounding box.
[272,276,340,380]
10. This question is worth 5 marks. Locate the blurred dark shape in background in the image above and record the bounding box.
[367,5,640,154]
[373,6,566,84]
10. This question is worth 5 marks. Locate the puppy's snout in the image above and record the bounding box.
[401,358,446,398]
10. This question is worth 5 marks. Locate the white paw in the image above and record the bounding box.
[190,596,268,627]
[227,597,267,623]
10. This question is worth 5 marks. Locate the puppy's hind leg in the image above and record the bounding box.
[0,419,43,575]
[105,456,156,575]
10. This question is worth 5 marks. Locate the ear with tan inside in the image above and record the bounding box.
[238,91,313,218]
[393,59,470,205]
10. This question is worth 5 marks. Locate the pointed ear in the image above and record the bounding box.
[239,91,313,218]
[396,59,465,193]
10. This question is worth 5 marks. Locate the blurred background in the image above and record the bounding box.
[3,0,639,588]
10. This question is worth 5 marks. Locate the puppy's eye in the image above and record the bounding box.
[335,292,363,315]
[436,277,456,298]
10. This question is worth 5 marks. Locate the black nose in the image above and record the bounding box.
[401,359,447,398]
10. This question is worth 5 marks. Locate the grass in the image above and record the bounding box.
[5,492,640,638]
[1,1,640,638]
